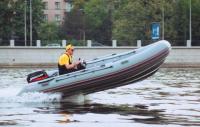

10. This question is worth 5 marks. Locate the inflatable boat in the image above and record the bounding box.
[18,40,171,97]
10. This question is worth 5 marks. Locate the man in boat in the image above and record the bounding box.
[58,44,81,75]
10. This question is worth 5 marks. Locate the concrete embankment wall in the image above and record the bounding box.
[0,46,200,68]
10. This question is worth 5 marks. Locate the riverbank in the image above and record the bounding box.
[0,46,200,68]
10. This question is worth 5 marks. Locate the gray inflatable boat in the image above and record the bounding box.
[18,40,171,97]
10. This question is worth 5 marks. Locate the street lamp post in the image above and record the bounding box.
[162,1,165,40]
[24,0,27,46]
[79,9,86,44]
[83,14,85,44]
[189,0,192,43]
[30,0,32,46]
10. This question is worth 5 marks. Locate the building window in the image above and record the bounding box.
[66,2,73,12]
[44,2,48,9]
[55,2,60,10]
[55,14,61,21]
[44,14,48,21]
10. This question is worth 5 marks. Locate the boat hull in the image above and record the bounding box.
[18,40,171,96]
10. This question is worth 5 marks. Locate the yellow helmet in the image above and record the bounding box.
[66,44,74,51]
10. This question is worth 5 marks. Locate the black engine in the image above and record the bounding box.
[27,70,48,83]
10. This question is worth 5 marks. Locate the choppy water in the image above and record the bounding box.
[0,68,199,127]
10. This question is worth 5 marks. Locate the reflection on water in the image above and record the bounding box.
[36,103,166,123]
[0,68,200,127]
[0,102,166,126]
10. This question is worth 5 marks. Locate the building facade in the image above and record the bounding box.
[42,0,72,24]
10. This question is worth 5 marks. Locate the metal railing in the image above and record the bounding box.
[0,39,199,48]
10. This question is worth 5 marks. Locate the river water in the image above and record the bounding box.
[0,68,199,127]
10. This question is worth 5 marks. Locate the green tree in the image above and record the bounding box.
[113,0,147,45]
[172,0,189,45]
[190,0,200,46]
[61,0,113,45]
[0,0,44,46]
[71,0,86,10]
[60,0,87,45]
[60,0,200,46]
[26,0,45,45]
[84,0,112,44]
[61,9,85,40]
[38,22,60,44]
[170,0,200,46]
[112,0,176,46]
[38,22,62,45]
[0,0,24,44]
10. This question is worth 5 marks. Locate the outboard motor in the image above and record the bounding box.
[27,70,49,83]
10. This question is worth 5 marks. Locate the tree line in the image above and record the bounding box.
[0,0,199,46]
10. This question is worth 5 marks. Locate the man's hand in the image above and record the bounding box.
[73,61,81,69]
[75,61,81,66]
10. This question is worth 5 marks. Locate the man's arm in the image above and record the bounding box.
[65,61,81,69]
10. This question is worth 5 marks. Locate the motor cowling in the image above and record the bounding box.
[27,70,49,83]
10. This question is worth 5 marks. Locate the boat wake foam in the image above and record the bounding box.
[0,86,62,103]
[0,86,90,104]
